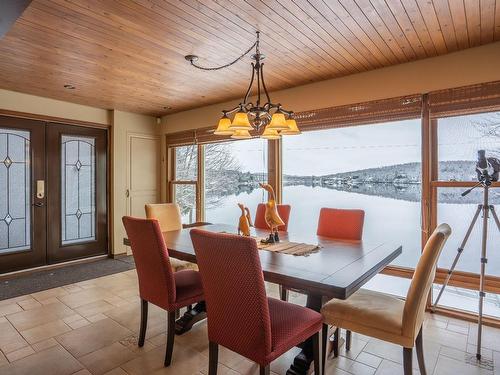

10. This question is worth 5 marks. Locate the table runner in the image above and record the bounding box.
[257,240,320,256]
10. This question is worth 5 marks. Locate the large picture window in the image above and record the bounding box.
[282,119,422,270]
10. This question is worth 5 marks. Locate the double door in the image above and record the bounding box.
[0,116,107,273]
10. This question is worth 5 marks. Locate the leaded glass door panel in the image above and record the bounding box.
[0,116,46,273]
[46,124,107,263]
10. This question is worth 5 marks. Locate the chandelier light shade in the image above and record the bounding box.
[230,129,252,139]
[214,114,233,135]
[185,31,300,139]
[281,117,301,135]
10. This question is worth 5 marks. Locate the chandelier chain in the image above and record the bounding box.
[188,41,257,71]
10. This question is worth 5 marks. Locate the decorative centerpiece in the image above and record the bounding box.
[237,203,252,236]
[259,183,285,244]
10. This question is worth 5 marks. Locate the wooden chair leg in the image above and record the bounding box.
[312,331,321,375]
[346,330,352,351]
[279,285,288,301]
[415,327,426,375]
[164,311,176,366]
[259,365,270,375]
[138,299,148,347]
[208,341,218,375]
[332,327,339,358]
[403,347,413,375]
[321,324,328,375]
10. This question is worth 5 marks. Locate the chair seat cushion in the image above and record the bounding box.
[170,258,199,272]
[265,297,322,363]
[170,270,204,310]
[321,289,408,346]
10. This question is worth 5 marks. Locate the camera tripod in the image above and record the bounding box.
[432,180,500,360]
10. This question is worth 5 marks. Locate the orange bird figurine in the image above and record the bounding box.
[245,207,254,227]
[259,183,284,243]
[237,203,251,236]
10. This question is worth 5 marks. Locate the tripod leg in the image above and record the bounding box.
[476,188,490,360]
[432,205,483,311]
[489,205,500,232]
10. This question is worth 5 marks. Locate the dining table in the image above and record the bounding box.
[123,223,402,375]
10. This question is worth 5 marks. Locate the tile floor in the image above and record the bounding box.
[0,269,499,375]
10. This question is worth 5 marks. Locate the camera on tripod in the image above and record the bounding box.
[476,149,500,185]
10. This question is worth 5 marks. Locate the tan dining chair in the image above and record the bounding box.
[321,223,451,375]
[145,203,198,272]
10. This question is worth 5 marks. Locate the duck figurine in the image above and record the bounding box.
[245,206,254,228]
[237,203,251,236]
[259,183,285,243]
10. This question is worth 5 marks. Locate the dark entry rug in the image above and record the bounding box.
[0,257,136,301]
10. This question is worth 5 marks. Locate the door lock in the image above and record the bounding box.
[36,180,45,199]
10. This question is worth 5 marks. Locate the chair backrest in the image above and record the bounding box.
[122,216,176,310]
[190,229,272,361]
[145,203,182,232]
[402,223,451,340]
[254,203,291,231]
[316,208,365,240]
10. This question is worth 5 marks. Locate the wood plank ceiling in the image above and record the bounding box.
[0,0,499,116]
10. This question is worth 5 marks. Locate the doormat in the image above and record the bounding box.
[0,257,136,301]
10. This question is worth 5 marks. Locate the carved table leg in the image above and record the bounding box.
[286,294,323,375]
[175,301,207,335]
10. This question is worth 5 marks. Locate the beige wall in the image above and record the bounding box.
[0,89,110,125]
[162,41,500,133]
[0,89,160,257]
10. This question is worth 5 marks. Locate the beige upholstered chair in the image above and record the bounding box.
[145,203,198,272]
[321,223,451,375]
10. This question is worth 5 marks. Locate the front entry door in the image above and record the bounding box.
[0,116,108,273]
[0,117,46,273]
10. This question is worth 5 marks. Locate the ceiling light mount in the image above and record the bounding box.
[185,31,299,139]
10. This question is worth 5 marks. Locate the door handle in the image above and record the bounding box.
[125,189,130,198]
[33,202,44,207]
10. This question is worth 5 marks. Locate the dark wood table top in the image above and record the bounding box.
[124,223,401,299]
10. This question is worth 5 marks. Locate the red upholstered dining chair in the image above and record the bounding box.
[255,203,292,301]
[190,229,323,375]
[122,216,204,367]
[316,207,365,355]
[254,203,291,231]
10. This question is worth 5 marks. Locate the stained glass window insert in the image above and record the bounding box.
[0,128,31,253]
[61,135,96,245]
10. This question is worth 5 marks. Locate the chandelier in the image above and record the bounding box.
[185,31,300,140]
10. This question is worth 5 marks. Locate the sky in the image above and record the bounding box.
[227,113,500,175]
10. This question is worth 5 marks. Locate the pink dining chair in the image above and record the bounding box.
[190,229,323,375]
[316,207,365,355]
[254,203,291,232]
[122,216,204,367]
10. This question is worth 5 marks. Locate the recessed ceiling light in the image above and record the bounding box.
[64,84,75,89]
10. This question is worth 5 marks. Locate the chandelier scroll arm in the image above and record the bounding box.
[243,62,256,105]
[260,63,272,105]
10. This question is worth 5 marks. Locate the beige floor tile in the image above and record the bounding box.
[0,303,23,317]
[17,298,42,311]
[31,288,69,303]
[123,344,207,375]
[348,360,377,375]
[374,359,417,375]
[75,300,116,318]
[200,362,239,375]
[433,354,492,375]
[58,288,114,309]
[56,318,132,358]
[0,295,32,307]
[102,368,129,375]
[73,370,93,375]
[66,318,91,330]
[0,345,83,375]
[5,346,36,362]
[468,324,500,351]
[0,350,8,368]
[6,301,74,331]
[62,314,85,324]
[356,352,383,368]
[87,313,109,323]
[119,335,156,353]
[0,319,29,354]
[31,337,59,352]
[20,319,72,344]
[78,342,137,375]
